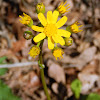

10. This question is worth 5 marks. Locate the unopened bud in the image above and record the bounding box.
[23,31,34,40]
[36,3,45,14]
[66,22,83,33]
[65,37,73,46]
[19,13,33,27]
[57,1,70,14]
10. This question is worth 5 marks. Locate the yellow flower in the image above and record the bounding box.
[31,10,71,49]
[28,46,40,58]
[70,21,83,33]
[19,13,33,26]
[57,1,70,14]
[53,48,64,60]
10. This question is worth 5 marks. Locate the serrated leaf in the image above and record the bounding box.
[71,79,82,99]
[86,93,100,100]
[0,80,21,100]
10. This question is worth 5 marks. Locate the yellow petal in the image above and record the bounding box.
[47,11,53,24]
[52,10,59,24]
[55,16,67,28]
[57,29,71,37]
[33,33,46,42]
[52,35,65,45]
[48,37,54,49]
[38,13,47,26]
[31,25,44,32]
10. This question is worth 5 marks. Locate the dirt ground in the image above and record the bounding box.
[0,0,100,100]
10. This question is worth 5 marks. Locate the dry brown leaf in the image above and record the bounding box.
[77,42,90,52]
[67,12,80,25]
[12,38,26,52]
[93,30,100,49]
[0,49,13,57]
[78,73,99,94]
[64,68,76,75]
[66,84,73,97]
[51,83,58,94]
[81,60,99,74]
[78,60,100,94]
[60,46,97,70]
[48,63,66,84]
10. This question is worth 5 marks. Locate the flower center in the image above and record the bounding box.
[44,24,57,37]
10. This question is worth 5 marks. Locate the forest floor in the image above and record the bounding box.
[0,0,100,100]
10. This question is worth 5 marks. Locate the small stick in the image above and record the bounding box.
[0,62,38,68]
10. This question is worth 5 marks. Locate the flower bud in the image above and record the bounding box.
[65,37,73,46]
[66,21,83,33]
[36,3,45,14]
[52,47,64,60]
[19,13,33,27]
[23,31,34,40]
[28,46,40,58]
[57,1,70,14]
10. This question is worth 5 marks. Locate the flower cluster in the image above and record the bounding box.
[19,1,83,60]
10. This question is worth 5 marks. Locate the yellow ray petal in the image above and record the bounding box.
[57,29,71,37]
[55,16,67,28]
[52,10,59,24]
[38,13,47,26]
[63,1,67,6]
[31,25,44,32]
[52,35,65,45]
[33,33,46,42]
[47,11,53,24]
[48,37,54,49]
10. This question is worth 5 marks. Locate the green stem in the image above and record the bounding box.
[37,41,41,47]
[39,40,51,100]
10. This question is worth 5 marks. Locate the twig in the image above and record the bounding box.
[84,24,92,28]
[0,61,38,68]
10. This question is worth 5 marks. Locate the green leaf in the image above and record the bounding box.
[71,79,82,99]
[0,56,8,76]
[86,93,100,100]
[0,56,7,64]
[0,80,21,100]
[0,68,8,76]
